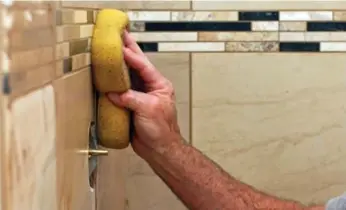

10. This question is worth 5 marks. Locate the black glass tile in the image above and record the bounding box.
[239,11,279,21]
[280,42,320,52]
[145,22,251,31]
[63,57,72,73]
[2,73,11,95]
[307,22,346,31]
[138,43,158,52]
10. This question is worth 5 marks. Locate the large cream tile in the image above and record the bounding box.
[192,53,346,205]
[5,85,57,210]
[126,148,187,210]
[193,0,346,10]
[145,53,190,140]
[54,68,93,210]
[125,53,190,210]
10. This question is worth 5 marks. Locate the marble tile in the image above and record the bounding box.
[320,42,346,51]
[171,11,238,21]
[192,0,346,10]
[199,32,278,41]
[334,11,346,20]
[6,85,57,210]
[127,11,170,21]
[192,53,346,205]
[54,68,93,210]
[252,21,279,31]
[129,22,145,32]
[279,22,306,31]
[280,11,333,21]
[226,42,279,52]
[159,42,224,52]
[131,32,197,42]
[280,32,346,42]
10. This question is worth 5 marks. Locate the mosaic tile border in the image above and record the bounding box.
[125,10,346,52]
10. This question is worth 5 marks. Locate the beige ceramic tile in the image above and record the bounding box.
[10,28,54,51]
[199,32,278,41]
[171,11,238,21]
[54,68,93,210]
[334,11,346,20]
[6,85,57,210]
[11,46,54,71]
[71,52,91,71]
[57,25,93,42]
[9,63,56,97]
[192,0,346,10]
[131,32,197,42]
[129,22,145,32]
[56,42,70,60]
[279,22,306,31]
[96,149,127,210]
[12,9,52,30]
[62,0,190,10]
[159,42,225,52]
[126,53,189,210]
[145,53,190,140]
[280,32,346,42]
[226,42,279,52]
[61,9,92,24]
[126,148,187,210]
[192,53,346,205]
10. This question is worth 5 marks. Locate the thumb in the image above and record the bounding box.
[107,90,149,112]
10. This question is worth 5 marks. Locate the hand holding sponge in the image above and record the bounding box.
[91,9,131,149]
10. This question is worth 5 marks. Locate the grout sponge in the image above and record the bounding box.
[91,9,131,149]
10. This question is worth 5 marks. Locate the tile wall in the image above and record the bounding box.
[1,1,346,210]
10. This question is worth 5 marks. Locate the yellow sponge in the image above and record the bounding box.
[91,9,131,149]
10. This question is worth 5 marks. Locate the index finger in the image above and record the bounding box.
[123,47,166,90]
[122,30,145,56]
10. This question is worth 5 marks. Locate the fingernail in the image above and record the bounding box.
[107,93,120,104]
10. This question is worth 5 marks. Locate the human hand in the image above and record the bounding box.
[107,31,183,159]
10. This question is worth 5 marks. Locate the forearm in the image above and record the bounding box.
[146,138,322,210]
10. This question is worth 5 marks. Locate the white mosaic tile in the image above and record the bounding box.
[126,11,170,21]
[131,32,197,42]
[159,42,225,52]
[280,11,333,21]
[320,42,346,51]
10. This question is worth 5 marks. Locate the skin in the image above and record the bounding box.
[108,31,325,210]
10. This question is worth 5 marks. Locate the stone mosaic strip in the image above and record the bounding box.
[226,42,279,52]
[124,10,346,52]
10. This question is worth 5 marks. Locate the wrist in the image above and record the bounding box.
[144,133,187,165]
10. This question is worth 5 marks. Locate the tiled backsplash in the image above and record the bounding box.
[1,1,346,210]
[130,11,346,52]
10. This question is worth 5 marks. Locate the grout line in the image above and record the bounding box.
[188,52,193,145]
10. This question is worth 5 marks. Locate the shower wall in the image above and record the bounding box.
[1,1,346,210]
